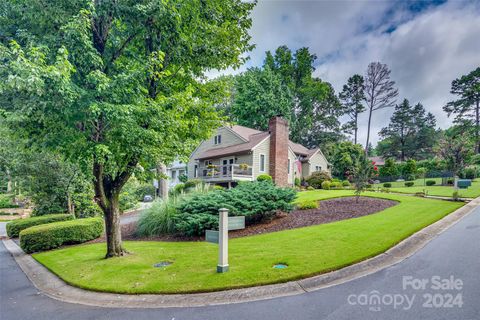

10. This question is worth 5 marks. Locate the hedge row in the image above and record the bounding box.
[19,217,104,253]
[6,214,74,238]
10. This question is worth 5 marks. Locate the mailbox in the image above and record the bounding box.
[457,179,472,189]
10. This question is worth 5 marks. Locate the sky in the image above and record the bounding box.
[209,0,480,146]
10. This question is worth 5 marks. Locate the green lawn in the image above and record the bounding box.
[388,179,480,198]
[33,191,463,294]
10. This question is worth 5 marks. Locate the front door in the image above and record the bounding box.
[222,158,234,175]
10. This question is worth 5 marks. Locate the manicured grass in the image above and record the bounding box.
[33,191,463,294]
[385,177,444,188]
[389,179,480,198]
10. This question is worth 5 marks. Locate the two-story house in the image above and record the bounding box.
[187,116,329,187]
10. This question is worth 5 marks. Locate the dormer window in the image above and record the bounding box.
[214,134,222,145]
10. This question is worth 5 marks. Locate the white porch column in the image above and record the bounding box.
[217,208,229,273]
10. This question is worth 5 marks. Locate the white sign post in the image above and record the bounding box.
[217,208,229,273]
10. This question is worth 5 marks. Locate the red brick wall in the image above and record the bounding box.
[268,117,289,186]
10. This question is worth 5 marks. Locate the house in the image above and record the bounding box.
[187,116,329,187]
[152,160,187,194]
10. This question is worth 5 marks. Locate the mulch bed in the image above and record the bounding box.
[92,196,398,243]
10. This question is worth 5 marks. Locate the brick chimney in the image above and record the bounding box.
[268,116,289,186]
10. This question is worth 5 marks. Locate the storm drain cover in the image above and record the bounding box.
[273,263,288,269]
[154,261,173,268]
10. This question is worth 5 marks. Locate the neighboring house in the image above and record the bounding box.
[187,116,330,187]
[153,160,187,192]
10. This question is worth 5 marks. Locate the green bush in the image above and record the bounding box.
[213,185,224,190]
[0,194,18,209]
[297,200,319,210]
[405,181,414,187]
[137,199,180,236]
[6,214,74,238]
[294,177,301,187]
[133,183,156,201]
[306,171,332,189]
[383,182,392,188]
[426,180,436,186]
[447,179,454,185]
[19,217,103,253]
[321,180,331,190]
[184,179,202,189]
[173,183,186,194]
[256,174,273,182]
[306,186,315,190]
[331,178,340,183]
[175,181,296,236]
[330,181,342,189]
[342,180,351,187]
[178,173,189,183]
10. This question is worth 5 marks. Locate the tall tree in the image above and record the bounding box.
[0,0,254,257]
[364,62,399,155]
[379,99,437,161]
[229,67,293,130]
[265,46,345,148]
[443,67,480,153]
[339,74,365,144]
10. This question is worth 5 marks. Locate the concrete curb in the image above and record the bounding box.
[3,197,479,308]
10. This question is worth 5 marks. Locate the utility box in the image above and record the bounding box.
[457,179,472,189]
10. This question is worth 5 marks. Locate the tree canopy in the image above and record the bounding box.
[378,99,437,161]
[0,0,255,257]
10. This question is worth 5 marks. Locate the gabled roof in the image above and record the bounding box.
[195,124,321,161]
[196,132,269,160]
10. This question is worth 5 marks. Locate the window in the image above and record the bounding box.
[214,135,222,145]
[204,160,212,166]
[288,159,291,174]
[172,170,177,180]
[194,165,198,178]
[315,166,322,172]
[260,154,265,172]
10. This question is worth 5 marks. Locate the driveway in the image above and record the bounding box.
[1,206,479,320]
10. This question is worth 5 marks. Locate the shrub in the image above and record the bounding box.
[306,186,314,190]
[19,217,104,253]
[426,180,436,186]
[173,183,186,195]
[365,184,372,189]
[331,178,340,183]
[405,181,414,187]
[184,179,202,189]
[415,192,425,197]
[294,177,301,187]
[178,173,189,183]
[0,194,18,209]
[175,181,296,236]
[447,179,454,185]
[380,188,391,193]
[133,183,156,201]
[342,180,351,187]
[452,191,460,201]
[305,171,332,189]
[383,182,392,188]
[137,199,180,236]
[321,181,331,190]
[330,181,342,189]
[297,200,319,210]
[213,185,224,190]
[256,174,273,182]
[6,214,74,238]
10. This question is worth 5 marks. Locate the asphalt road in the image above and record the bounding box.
[1,207,479,320]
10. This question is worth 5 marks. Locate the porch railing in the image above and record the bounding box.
[199,164,253,180]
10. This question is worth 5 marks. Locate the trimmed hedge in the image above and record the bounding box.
[6,214,74,238]
[426,180,436,186]
[405,181,415,187]
[383,182,392,188]
[19,217,104,253]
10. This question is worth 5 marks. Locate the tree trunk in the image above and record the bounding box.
[104,192,125,258]
[156,163,168,200]
[365,107,373,155]
[6,168,12,193]
[354,112,358,144]
[476,100,480,154]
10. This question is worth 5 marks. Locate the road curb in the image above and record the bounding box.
[3,197,479,308]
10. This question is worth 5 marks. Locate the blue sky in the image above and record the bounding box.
[210,0,480,146]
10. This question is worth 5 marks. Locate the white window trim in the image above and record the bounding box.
[259,154,266,173]
[288,158,291,174]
